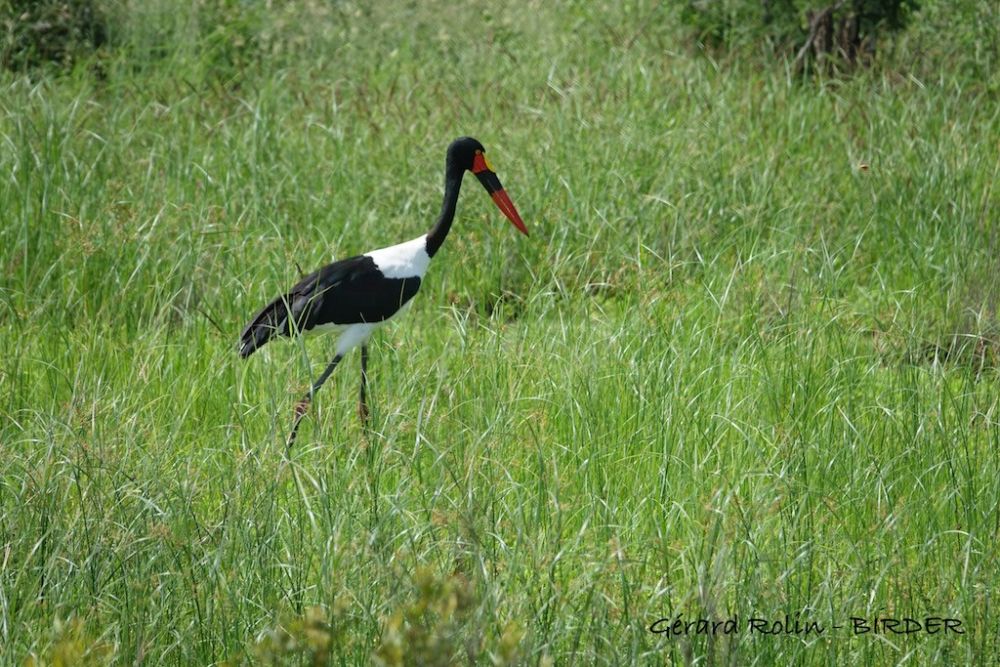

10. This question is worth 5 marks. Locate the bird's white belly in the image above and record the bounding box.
[307,298,417,356]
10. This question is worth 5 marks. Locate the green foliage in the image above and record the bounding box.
[680,0,921,65]
[904,0,999,85]
[0,0,111,71]
[370,568,525,666]
[249,604,347,667]
[373,568,476,667]
[0,0,310,82]
[24,617,114,666]
[188,0,265,83]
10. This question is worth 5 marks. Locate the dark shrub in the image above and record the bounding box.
[680,0,920,71]
[1,0,113,71]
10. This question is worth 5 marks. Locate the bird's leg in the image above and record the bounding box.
[287,353,343,448]
[358,344,370,425]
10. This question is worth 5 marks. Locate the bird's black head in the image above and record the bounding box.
[446,136,487,172]
[445,136,529,236]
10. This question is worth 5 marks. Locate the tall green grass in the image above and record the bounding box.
[1,1,998,664]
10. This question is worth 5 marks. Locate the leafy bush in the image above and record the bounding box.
[250,605,345,667]
[24,617,114,666]
[191,0,265,81]
[373,569,523,667]
[680,0,920,70]
[0,0,112,71]
[0,0,273,81]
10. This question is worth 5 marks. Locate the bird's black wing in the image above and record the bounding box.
[238,255,421,358]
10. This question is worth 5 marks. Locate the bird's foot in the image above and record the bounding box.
[358,401,370,424]
[293,398,311,419]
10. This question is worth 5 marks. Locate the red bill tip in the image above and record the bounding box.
[491,189,529,236]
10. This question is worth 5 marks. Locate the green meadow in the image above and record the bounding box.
[1,1,998,664]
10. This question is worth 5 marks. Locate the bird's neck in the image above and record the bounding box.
[425,166,464,258]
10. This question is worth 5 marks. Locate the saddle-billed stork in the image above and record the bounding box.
[239,137,528,446]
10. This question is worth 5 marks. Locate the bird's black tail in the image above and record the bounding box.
[239,293,293,358]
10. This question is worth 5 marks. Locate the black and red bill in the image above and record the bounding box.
[473,151,528,236]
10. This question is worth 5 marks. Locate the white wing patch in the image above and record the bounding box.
[365,235,432,279]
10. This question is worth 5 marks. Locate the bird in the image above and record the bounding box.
[238,137,529,446]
